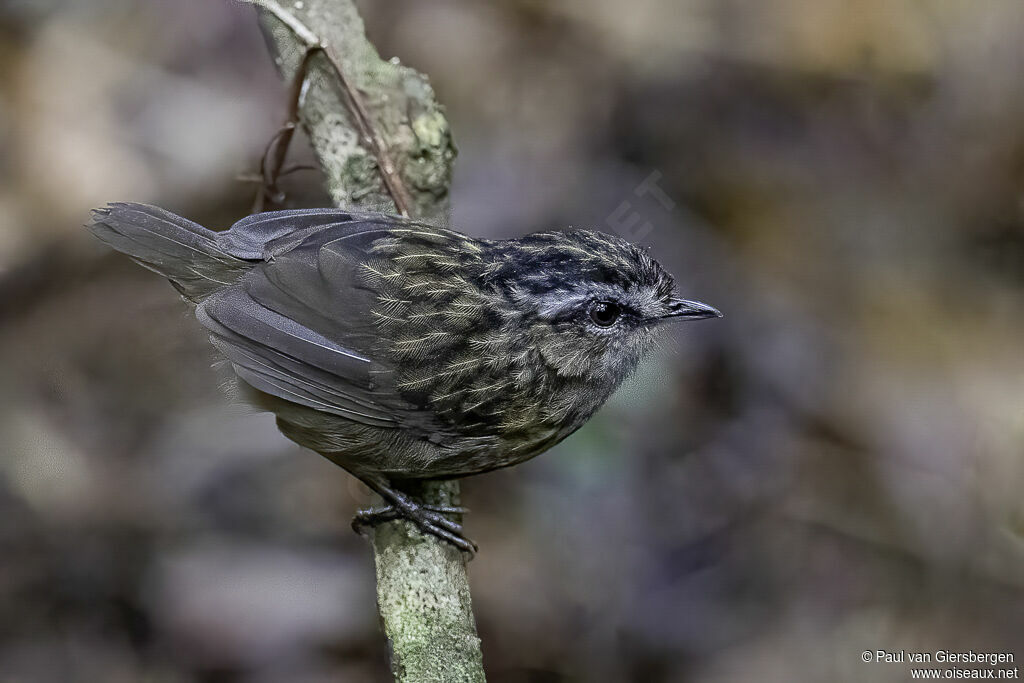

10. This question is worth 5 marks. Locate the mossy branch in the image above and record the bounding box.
[244,2,483,680]
[246,0,456,224]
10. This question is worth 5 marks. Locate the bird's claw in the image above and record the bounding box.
[352,503,477,557]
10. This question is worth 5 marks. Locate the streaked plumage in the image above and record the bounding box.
[88,202,720,551]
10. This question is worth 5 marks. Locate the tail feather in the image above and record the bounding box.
[88,202,251,302]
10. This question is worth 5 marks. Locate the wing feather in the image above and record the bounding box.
[196,210,450,435]
[216,208,401,260]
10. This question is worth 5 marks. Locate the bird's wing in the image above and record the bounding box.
[215,207,397,260]
[197,211,449,435]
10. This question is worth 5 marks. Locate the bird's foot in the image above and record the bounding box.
[352,500,477,557]
[352,503,468,526]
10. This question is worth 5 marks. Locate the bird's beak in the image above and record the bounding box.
[661,297,722,321]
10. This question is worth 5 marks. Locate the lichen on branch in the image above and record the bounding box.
[249,0,457,224]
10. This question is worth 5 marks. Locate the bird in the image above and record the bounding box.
[87,202,720,552]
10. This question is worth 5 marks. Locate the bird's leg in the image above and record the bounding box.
[351,476,478,555]
[353,503,469,523]
[352,503,469,545]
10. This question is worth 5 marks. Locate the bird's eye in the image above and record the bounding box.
[588,301,621,327]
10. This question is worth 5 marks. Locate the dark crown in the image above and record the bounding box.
[486,230,675,301]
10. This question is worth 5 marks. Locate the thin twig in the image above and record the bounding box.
[241,0,319,44]
[240,0,414,217]
[250,42,315,212]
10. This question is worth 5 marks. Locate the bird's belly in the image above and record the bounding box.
[417,381,609,478]
[417,421,580,479]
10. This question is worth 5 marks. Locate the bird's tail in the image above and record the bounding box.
[88,202,251,302]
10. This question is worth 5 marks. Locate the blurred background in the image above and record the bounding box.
[1,1,1023,681]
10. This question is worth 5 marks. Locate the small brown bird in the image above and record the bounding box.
[88,203,720,552]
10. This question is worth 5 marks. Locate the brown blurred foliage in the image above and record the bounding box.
[1,1,1023,681]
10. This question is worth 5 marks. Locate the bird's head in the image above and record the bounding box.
[495,230,720,389]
